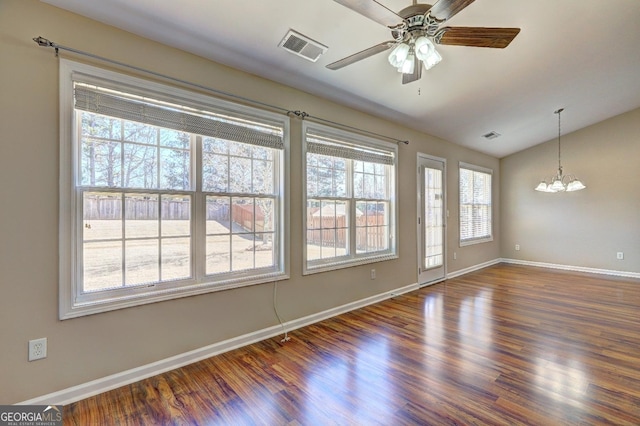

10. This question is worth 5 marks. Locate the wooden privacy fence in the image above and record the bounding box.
[231,203,266,233]
[83,196,189,220]
[84,196,268,233]
[307,212,386,250]
[356,223,387,251]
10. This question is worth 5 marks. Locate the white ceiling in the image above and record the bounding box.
[43,0,640,157]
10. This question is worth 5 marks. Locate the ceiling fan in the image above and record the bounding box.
[327,0,520,84]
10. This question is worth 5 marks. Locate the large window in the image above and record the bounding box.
[459,162,493,246]
[303,122,397,273]
[60,60,289,318]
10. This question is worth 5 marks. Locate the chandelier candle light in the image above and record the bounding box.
[534,108,586,193]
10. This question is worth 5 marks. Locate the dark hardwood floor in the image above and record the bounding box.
[64,264,640,425]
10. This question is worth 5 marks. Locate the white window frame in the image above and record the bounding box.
[59,59,289,319]
[459,161,493,246]
[302,121,398,275]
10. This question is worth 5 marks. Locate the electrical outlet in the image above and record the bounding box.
[29,338,47,361]
[617,252,624,260]
[453,252,457,260]
[515,244,520,251]
[370,269,376,280]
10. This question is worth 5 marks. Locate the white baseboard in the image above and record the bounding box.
[501,258,640,279]
[19,281,420,406]
[446,258,502,279]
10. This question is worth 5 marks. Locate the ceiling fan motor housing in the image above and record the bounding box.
[392,4,444,42]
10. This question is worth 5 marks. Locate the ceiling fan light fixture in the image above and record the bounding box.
[414,36,431,57]
[414,36,441,69]
[388,42,410,68]
[424,47,442,70]
[389,37,441,75]
[401,52,416,74]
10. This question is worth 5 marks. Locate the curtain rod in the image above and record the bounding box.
[287,110,409,145]
[33,36,409,145]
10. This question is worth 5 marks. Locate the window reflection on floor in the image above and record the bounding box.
[303,336,396,424]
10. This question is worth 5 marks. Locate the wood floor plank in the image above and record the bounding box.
[63,264,640,425]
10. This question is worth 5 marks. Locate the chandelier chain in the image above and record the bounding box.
[555,108,564,171]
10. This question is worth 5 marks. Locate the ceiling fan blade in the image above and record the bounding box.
[332,0,403,27]
[326,41,395,70]
[402,64,422,84]
[428,0,476,22]
[437,27,520,48]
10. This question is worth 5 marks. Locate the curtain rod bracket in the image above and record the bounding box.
[287,110,309,119]
[33,36,59,57]
[33,36,55,48]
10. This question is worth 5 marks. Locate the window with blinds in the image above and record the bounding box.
[302,122,398,274]
[59,60,289,319]
[459,162,493,246]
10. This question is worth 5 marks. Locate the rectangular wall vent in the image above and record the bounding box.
[482,131,502,140]
[279,30,327,62]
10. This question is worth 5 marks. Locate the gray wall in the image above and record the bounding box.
[501,108,640,273]
[0,1,500,403]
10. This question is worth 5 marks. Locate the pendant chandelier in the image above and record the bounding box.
[534,108,586,193]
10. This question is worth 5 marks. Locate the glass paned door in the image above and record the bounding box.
[418,155,446,285]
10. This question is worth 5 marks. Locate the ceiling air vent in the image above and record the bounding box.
[279,30,328,62]
[482,131,502,140]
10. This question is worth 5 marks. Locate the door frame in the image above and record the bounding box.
[417,153,447,286]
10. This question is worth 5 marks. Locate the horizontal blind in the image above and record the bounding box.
[459,165,492,242]
[306,131,395,165]
[74,84,284,150]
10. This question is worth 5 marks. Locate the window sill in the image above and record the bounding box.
[60,271,289,320]
[459,236,493,247]
[303,253,398,276]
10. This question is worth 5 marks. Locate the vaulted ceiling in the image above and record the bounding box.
[43,0,640,157]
